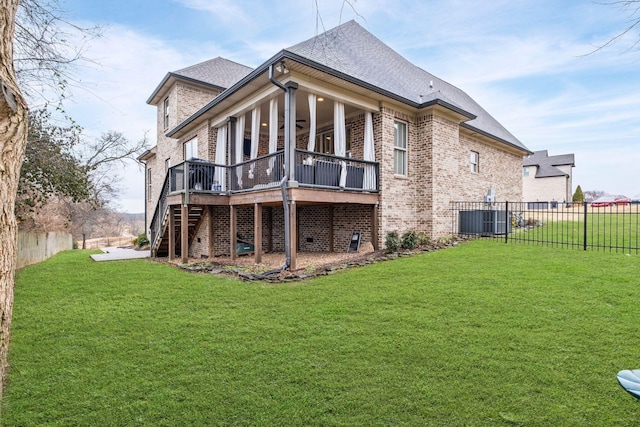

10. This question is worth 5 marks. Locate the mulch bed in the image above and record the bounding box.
[159,235,472,283]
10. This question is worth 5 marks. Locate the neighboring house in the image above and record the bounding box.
[522,150,575,205]
[139,20,530,268]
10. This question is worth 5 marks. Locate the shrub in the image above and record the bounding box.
[385,231,400,253]
[417,232,430,247]
[573,185,584,203]
[133,233,150,248]
[401,230,418,250]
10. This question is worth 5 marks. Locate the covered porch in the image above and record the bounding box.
[150,64,381,268]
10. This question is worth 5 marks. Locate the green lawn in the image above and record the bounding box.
[511,212,640,252]
[3,241,640,426]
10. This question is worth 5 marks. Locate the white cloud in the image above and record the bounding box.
[175,0,251,22]
[60,24,217,211]
[55,0,640,208]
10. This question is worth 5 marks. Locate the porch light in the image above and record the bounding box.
[317,97,324,102]
[261,122,267,127]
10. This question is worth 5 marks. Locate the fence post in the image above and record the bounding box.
[505,201,509,244]
[583,201,588,251]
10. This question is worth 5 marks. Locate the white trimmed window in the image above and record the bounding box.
[394,121,407,176]
[470,151,479,173]
[163,97,170,129]
[523,167,529,177]
[184,137,198,160]
[315,127,351,155]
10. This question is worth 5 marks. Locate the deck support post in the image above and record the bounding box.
[372,203,379,250]
[289,200,297,270]
[230,205,237,261]
[284,81,298,183]
[254,203,262,264]
[168,207,175,260]
[181,204,189,264]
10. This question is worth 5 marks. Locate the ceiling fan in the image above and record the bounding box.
[279,118,306,129]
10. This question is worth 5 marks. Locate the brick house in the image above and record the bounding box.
[522,150,575,205]
[139,20,530,268]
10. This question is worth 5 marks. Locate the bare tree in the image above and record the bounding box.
[591,1,640,53]
[0,0,29,400]
[16,108,89,227]
[583,190,608,202]
[0,0,100,395]
[14,0,100,104]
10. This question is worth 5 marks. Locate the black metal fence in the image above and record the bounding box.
[451,201,640,253]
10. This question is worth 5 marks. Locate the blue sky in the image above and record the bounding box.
[55,0,640,212]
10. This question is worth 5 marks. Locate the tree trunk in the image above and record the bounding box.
[0,0,29,398]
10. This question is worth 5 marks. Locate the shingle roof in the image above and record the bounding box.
[147,57,253,105]
[523,150,575,178]
[173,57,253,89]
[285,20,527,151]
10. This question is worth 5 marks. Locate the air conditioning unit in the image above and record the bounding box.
[459,209,511,236]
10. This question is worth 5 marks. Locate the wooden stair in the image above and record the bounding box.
[154,205,206,257]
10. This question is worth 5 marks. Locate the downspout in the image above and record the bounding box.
[269,63,291,272]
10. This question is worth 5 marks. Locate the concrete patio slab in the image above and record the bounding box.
[90,246,150,262]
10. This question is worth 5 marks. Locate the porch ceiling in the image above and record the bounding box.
[168,57,384,139]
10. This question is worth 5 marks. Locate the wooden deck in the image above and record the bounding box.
[166,186,379,207]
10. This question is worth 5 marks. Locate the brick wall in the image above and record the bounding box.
[298,206,331,251]
[375,106,524,243]
[332,205,372,252]
[377,106,418,242]
[187,203,374,257]
[145,81,220,229]
[148,79,524,255]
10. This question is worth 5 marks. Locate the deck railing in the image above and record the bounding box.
[228,151,286,192]
[293,149,379,191]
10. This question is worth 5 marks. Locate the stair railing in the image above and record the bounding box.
[149,164,177,255]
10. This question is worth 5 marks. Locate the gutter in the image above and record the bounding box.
[268,63,291,272]
[460,123,533,155]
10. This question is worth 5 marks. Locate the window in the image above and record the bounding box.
[314,127,351,155]
[163,97,170,129]
[470,151,479,173]
[523,167,529,177]
[147,168,152,201]
[184,137,198,160]
[316,130,333,154]
[394,121,407,175]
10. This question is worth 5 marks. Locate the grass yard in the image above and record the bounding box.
[511,207,640,252]
[3,241,640,425]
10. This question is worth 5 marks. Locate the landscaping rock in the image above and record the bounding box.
[168,235,471,283]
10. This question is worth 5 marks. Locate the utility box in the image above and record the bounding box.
[459,210,511,236]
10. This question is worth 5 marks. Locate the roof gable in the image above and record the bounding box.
[164,20,530,153]
[285,20,527,151]
[147,57,253,105]
[173,57,253,89]
[523,150,575,178]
